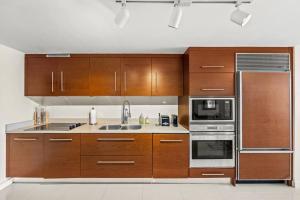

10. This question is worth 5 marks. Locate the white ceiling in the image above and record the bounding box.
[0,0,299,54]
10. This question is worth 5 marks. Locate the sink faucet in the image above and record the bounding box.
[121,100,131,124]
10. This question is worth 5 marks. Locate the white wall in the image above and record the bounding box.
[47,105,177,119]
[295,46,300,187]
[0,44,37,184]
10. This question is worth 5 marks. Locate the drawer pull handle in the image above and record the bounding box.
[202,173,225,176]
[13,138,38,141]
[97,138,135,142]
[201,89,225,91]
[201,66,225,68]
[160,140,183,143]
[97,161,135,165]
[49,138,73,142]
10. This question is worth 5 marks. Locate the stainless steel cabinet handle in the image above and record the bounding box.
[202,173,225,176]
[124,72,127,92]
[97,161,135,165]
[114,71,117,92]
[201,89,225,91]
[60,71,64,92]
[97,138,135,142]
[51,72,54,93]
[201,66,225,68]
[160,139,183,143]
[49,138,72,142]
[14,138,37,141]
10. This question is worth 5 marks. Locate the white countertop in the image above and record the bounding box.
[6,118,189,134]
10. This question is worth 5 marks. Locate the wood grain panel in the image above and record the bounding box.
[81,134,152,156]
[7,134,44,177]
[81,155,152,178]
[90,57,121,96]
[151,57,183,96]
[239,153,291,180]
[44,134,80,178]
[189,73,235,96]
[121,58,152,96]
[153,134,189,178]
[242,72,291,149]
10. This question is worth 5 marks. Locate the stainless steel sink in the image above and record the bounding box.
[99,124,142,130]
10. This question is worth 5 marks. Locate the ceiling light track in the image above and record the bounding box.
[115,0,252,4]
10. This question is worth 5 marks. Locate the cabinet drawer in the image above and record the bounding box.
[44,134,81,178]
[189,51,234,73]
[189,73,235,96]
[189,168,235,178]
[7,134,44,177]
[81,134,152,156]
[81,155,152,178]
[239,153,291,180]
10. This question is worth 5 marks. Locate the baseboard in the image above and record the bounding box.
[0,178,13,191]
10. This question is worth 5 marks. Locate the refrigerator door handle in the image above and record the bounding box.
[237,71,243,151]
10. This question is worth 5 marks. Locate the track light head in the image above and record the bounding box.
[231,8,252,27]
[115,0,130,28]
[168,3,183,29]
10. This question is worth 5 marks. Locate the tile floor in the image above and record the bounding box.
[0,183,300,200]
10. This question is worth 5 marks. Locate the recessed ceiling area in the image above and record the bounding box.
[0,0,299,53]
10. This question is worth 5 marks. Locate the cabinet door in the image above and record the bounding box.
[57,57,90,96]
[44,134,80,178]
[189,49,234,73]
[241,72,291,149]
[25,57,58,96]
[153,134,189,178]
[239,153,291,180]
[189,73,235,96]
[151,57,183,96]
[7,134,43,177]
[90,57,121,96]
[121,58,152,96]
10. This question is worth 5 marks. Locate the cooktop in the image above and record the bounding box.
[24,123,85,131]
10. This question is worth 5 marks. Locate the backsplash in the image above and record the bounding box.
[46,105,178,119]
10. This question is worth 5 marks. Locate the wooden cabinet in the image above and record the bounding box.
[151,57,183,96]
[57,57,90,96]
[90,57,121,96]
[81,134,152,156]
[153,134,189,178]
[25,57,58,96]
[81,155,152,178]
[189,73,235,96]
[189,168,236,185]
[239,153,291,180]
[6,134,43,177]
[188,49,235,73]
[44,134,81,178]
[121,58,152,96]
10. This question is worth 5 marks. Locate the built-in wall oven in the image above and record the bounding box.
[189,97,236,168]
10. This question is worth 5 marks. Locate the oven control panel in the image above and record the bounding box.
[190,124,235,132]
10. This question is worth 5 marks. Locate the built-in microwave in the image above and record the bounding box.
[190,132,235,168]
[189,97,235,123]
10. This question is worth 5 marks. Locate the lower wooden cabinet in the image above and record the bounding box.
[44,134,81,178]
[6,134,43,177]
[153,134,189,178]
[190,168,236,185]
[239,153,291,180]
[81,155,152,178]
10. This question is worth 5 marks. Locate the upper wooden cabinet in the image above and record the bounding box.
[188,48,235,73]
[25,57,58,96]
[57,57,90,96]
[90,57,121,96]
[121,57,152,96]
[25,55,183,96]
[151,57,183,96]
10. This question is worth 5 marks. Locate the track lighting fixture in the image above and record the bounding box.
[115,0,253,29]
[115,0,130,28]
[230,0,252,27]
